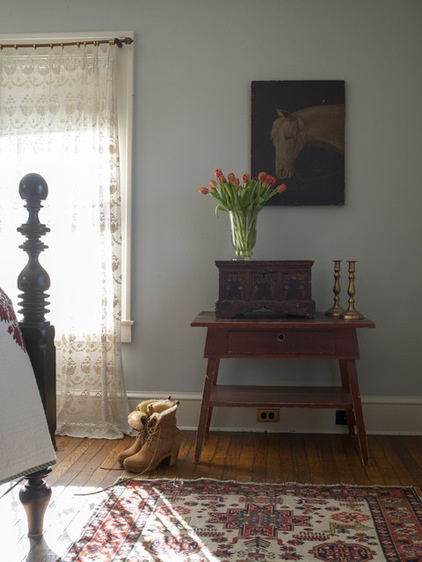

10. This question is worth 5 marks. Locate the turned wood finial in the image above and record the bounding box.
[17,173,51,326]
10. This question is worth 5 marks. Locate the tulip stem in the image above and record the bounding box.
[229,210,259,260]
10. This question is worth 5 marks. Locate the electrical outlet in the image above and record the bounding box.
[256,409,280,423]
[335,410,347,425]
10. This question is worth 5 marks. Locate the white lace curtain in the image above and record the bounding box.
[0,43,131,438]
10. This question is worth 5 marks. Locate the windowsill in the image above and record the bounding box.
[121,319,134,343]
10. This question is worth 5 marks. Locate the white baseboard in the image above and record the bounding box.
[127,392,422,435]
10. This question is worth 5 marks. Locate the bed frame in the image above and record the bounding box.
[16,172,56,537]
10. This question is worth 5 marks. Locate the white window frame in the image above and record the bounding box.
[0,31,134,342]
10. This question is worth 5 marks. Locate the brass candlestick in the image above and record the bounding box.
[342,260,364,320]
[325,260,346,317]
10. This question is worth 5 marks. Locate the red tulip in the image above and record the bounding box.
[242,173,250,183]
[277,183,287,193]
[208,180,217,191]
[214,169,226,183]
[258,172,267,182]
[198,187,209,195]
[227,172,236,183]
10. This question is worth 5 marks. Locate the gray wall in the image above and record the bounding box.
[2,1,422,410]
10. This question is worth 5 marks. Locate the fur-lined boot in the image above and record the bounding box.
[123,399,181,474]
[117,398,171,467]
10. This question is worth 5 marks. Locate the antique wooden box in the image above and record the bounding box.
[215,260,315,318]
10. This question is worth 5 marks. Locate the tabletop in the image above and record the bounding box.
[191,311,376,330]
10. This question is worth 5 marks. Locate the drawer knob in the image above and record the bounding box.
[277,333,285,342]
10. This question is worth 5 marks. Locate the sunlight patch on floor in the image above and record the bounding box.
[0,481,107,562]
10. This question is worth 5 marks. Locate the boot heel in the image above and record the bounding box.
[169,447,180,466]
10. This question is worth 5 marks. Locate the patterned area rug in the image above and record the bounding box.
[63,478,422,561]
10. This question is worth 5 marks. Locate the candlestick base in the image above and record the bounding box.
[342,307,364,320]
[325,304,346,317]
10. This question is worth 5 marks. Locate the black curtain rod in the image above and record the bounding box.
[0,36,134,50]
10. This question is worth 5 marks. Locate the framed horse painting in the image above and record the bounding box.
[251,80,345,205]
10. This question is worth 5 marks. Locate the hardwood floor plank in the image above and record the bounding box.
[234,432,254,482]
[277,433,296,482]
[303,434,326,484]
[265,433,280,482]
[251,432,267,482]
[385,436,422,488]
[370,437,405,486]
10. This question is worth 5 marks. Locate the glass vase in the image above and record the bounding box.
[229,209,259,260]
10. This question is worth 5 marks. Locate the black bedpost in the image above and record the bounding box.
[17,173,56,448]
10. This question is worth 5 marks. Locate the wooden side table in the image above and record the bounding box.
[191,311,375,466]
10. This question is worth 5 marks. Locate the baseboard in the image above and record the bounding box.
[127,392,422,435]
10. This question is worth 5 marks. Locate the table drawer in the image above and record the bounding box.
[227,330,337,355]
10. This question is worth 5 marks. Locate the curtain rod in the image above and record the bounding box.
[0,36,134,50]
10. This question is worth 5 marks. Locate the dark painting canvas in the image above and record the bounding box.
[251,80,345,205]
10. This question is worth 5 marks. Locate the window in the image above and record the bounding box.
[0,31,134,342]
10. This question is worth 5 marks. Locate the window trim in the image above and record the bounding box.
[0,31,134,342]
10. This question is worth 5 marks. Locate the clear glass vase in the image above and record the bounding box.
[229,209,259,260]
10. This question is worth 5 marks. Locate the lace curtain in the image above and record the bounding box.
[0,43,131,438]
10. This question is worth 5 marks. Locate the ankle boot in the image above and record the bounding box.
[117,398,170,466]
[123,399,181,474]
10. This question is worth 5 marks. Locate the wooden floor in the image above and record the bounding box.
[1,431,421,561]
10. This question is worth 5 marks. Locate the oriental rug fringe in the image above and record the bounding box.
[62,478,422,561]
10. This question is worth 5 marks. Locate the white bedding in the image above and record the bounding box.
[0,288,56,485]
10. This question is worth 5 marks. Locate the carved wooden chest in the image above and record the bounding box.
[215,260,315,318]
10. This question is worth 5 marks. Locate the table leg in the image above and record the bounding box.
[195,357,220,463]
[340,359,370,466]
[339,361,355,436]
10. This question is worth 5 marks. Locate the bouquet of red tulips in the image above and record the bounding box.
[198,169,286,215]
[198,169,287,259]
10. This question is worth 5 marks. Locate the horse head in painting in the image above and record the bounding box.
[270,104,345,179]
